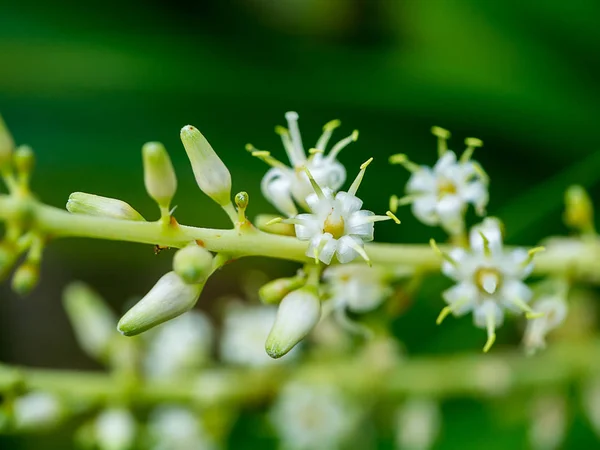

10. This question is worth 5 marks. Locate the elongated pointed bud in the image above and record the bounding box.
[14,145,34,175]
[259,276,306,304]
[11,262,39,295]
[142,142,177,210]
[173,244,213,284]
[117,272,203,336]
[67,192,145,221]
[564,185,594,234]
[0,114,15,169]
[265,288,321,358]
[180,125,232,206]
[63,282,117,361]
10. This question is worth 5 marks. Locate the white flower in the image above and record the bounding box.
[249,111,355,216]
[290,159,397,265]
[13,391,63,430]
[94,408,137,450]
[148,406,217,450]
[522,295,568,355]
[395,398,441,450]
[219,304,298,367]
[528,394,567,450]
[437,218,542,352]
[144,311,214,380]
[270,382,358,450]
[391,128,488,235]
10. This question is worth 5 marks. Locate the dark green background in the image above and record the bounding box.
[1,0,600,448]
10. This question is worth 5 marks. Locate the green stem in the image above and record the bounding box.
[0,195,599,280]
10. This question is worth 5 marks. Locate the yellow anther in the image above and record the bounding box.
[461,137,484,163]
[386,211,401,224]
[251,150,271,157]
[465,137,483,148]
[528,246,545,257]
[436,306,453,325]
[323,119,341,131]
[429,238,457,266]
[431,126,451,157]
[308,148,324,155]
[389,195,399,213]
[265,217,283,227]
[526,311,546,319]
[389,154,420,172]
[351,130,359,141]
[360,157,374,170]
[274,125,289,136]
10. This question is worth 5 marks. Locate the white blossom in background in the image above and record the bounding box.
[583,378,600,438]
[249,111,354,216]
[528,395,567,450]
[288,159,397,265]
[522,295,568,355]
[270,382,358,450]
[94,408,137,450]
[144,311,214,380]
[13,391,63,430]
[391,127,488,235]
[436,217,542,352]
[148,406,217,450]
[220,304,298,367]
[395,398,441,450]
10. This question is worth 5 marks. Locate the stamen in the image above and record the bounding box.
[389,154,420,172]
[389,195,399,213]
[483,312,496,353]
[386,211,401,224]
[348,157,373,196]
[472,161,489,183]
[431,126,451,157]
[245,145,288,169]
[436,306,453,325]
[478,232,492,258]
[265,217,283,227]
[429,238,457,266]
[307,147,324,163]
[285,111,306,165]
[347,239,371,267]
[315,119,341,151]
[326,130,359,161]
[303,166,325,199]
[523,246,545,267]
[509,296,545,319]
[460,137,483,163]
[275,125,302,168]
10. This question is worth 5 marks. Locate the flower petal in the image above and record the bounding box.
[442,282,478,316]
[412,196,438,226]
[406,169,436,194]
[346,210,375,242]
[261,168,297,216]
[436,194,465,235]
[335,235,360,264]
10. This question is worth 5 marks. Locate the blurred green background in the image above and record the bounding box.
[2,0,600,448]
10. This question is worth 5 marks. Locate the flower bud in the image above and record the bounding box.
[173,244,213,284]
[265,287,321,358]
[117,272,203,336]
[564,185,594,233]
[255,214,295,236]
[67,192,145,221]
[142,142,177,210]
[11,262,39,295]
[0,114,15,169]
[14,145,34,175]
[259,276,306,304]
[180,125,232,206]
[63,282,117,361]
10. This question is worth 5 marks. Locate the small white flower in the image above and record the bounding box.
[144,311,214,380]
[391,128,488,235]
[395,398,441,450]
[522,295,568,355]
[13,391,63,430]
[148,406,217,450]
[436,218,542,352]
[94,408,137,450]
[219,303,297,367]
[249,111,355,216]
[288,159,397,265]
[270,382,358,450]
[528,394,567,450]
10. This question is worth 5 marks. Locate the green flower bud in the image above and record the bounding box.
[265,287,321,358]
[63,282,117,361]
[14,145,34,175]
[11,262,39,296]
[564,185,594,233]
[117,272,203,336]
[255,214,296,236]
[173,244,213,284]
[67,192,145,221]
[142,142,177,210]
[180,125,232,206]
[0,114,15,169]
[259,276,306,305]
[0,243,17,281]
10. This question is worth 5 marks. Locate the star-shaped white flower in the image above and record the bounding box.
[248,111,356,216]
[390,127,488,235]
[279,159,399,265]
[435,217,544,352]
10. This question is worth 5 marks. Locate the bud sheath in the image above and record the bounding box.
[173,244,213,284]
[142,142,177,210]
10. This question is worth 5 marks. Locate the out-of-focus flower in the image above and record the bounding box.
[13,392,63,430]
[270,382,358,450]
[250,111,353,216]
[94,408,137,450]
[583,378,600,438]
[390,128,487,235]
[148,406,217,450]
[522,295,568,355]
[144,311,214,380]
[528,394,567,450]
[436,218,542,352]
[395,398,441,450]
[220,304,297,367]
